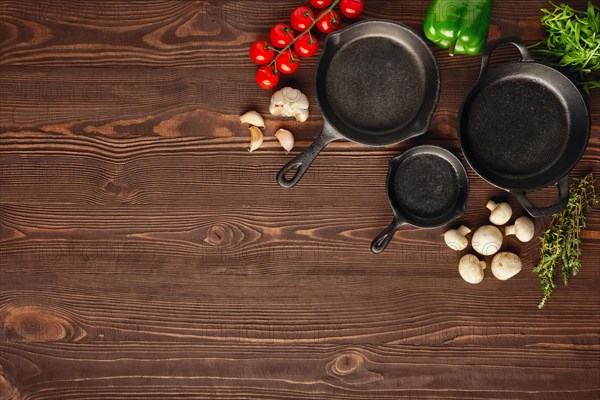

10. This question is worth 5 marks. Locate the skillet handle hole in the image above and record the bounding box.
[512,177,569,217]
[283,164,302,182]
[521,186,558,208]
[277,160,308,188]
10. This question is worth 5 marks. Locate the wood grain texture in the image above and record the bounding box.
[1,0,599,399]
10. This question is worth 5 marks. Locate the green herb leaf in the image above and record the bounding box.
[532,2,600,90]
[533,173,599,308]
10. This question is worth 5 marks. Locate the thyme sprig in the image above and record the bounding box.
[533,173,599,309]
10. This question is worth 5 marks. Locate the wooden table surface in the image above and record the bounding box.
[1,1,599,399]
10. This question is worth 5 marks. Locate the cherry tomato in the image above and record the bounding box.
[276,49,299,74]
[316,9,340,33]
[270,23,295,48]
[290,6,314,31]
[256,65,279,89]
[249,40,276,65]
[340,0,364,19]
[310,0,332,9]
[294,32,318,57]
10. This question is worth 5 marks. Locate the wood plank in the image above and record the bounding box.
[0,0,575,68]
[1,343,599,399]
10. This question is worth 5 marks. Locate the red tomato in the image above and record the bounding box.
[310,0,332,9]
[290,6,314,31]
[269,23,295,48]
[256,65,279,89]
[316,9,340,33]
[340,0,364,19]
[294,33,318,57]
[276,50,300,74]
[249,40,276,64]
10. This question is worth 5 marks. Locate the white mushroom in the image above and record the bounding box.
[471,225,503,256]
[269,87,309,122]
[491,252,522,280]
[239,111,265,128]
[458,254,486,284]
[486,200,513,225]
[505,216,535,243]
[443,225,471,251]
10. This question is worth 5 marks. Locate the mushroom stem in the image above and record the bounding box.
[458,254,486,284]
[486,200,513,225]
[457,225,471,237]
[505,225,516,236]
[443,225,471,251]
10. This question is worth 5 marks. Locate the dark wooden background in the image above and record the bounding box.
[0,1,598,399]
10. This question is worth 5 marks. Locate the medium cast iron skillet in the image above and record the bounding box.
[277,20,440,188]
[371,145,469,254]
[459,36,590,217]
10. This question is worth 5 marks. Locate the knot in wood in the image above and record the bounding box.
[332,351,364,375]
[205,225,227,246]
[1,306,75,342]
[0,372,20,400]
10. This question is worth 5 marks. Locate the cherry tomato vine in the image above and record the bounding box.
[249,0,364,88]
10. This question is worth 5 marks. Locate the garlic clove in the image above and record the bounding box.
[271,89,284,105]
[274,128,295,154]
[294,108,309,122]
[283,87,309,109]
[248,126,263,153]
[239,111,265,129]
[269,103,284,116]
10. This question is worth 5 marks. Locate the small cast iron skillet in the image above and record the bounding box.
[371,145,469,254]
[458,36,590,217]
[277,20,440,188]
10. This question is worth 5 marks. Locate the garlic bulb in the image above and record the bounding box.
[248,126,263,153]
[274,128,295,154]
[269,87,309,122]
[239,111,265,128]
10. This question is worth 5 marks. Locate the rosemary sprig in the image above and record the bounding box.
[533,173,599,308]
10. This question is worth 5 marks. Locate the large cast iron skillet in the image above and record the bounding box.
[277,20,440,188]
[459,36,590,217]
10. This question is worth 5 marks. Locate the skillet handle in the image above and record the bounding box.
[512,176,569,218]
[479,36,534,78]
[371,217,405,254]
[277,122,340,188]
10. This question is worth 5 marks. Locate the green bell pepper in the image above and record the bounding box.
[424,0,494,56]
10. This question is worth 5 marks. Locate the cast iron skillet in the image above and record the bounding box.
[459,36,590,217]
[277,20,440,188]
[371,145,469,254]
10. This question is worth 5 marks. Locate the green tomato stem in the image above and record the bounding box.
[268,0,341,71]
